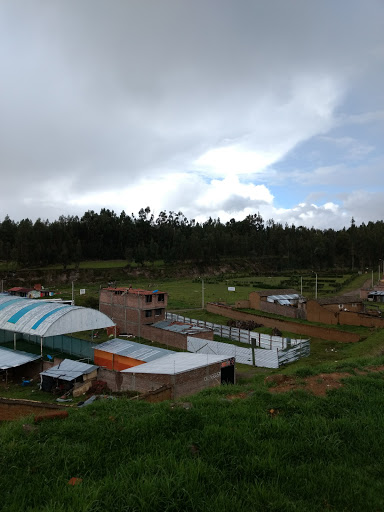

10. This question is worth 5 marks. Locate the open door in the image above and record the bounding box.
[221,359,235,384]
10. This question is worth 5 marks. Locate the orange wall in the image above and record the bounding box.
[94,350,146,371]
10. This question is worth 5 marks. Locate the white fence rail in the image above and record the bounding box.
[187,337,280,368]
[166,312,306,349]
[168,312,310,368]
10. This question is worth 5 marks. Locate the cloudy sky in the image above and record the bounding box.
[0,1,383,229]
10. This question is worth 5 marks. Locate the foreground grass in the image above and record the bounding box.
[1,370,384,511]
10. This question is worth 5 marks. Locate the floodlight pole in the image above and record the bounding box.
[202,278,204,309]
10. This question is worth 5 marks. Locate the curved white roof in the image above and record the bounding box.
[0,296,114,337]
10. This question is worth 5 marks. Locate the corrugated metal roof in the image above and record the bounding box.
[94,338,174,362]
[0,296,115,337]
[368,291,384,296]
[0,346,41,370]
[152,319,212,334]
[40,359,98,381]
[267,294,301,305]
[122,352,228,375]
[255,289,299,297]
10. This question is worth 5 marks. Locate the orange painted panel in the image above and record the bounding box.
[94,351,113,370]
[114,355,145,371]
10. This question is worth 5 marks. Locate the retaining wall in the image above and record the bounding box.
[206,303,360,343]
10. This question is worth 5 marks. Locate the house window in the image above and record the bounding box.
[155,309,163,316]
[145,295,152,303]
[145,310,152,317]
[157,294,165,302]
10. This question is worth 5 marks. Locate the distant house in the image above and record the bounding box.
[99,286,213,350]
[99,287,168,334]
[8,285,55,299]
[8,287,33,298]
[236,289,306,319]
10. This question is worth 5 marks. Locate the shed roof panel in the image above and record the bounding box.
[122,353,228,375]
[0,346,41,370]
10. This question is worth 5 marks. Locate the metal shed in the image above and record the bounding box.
[40,359,99,393]
[94,338,174,371]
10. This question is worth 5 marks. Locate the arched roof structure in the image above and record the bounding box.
[0,296,114,337]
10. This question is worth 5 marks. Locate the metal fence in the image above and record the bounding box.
[166,312,307,349]
[167,313,310,368]
[187,336,310,368]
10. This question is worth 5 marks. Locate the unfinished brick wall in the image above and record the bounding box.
[206,303,360,343]
[306,300,384,328]
[98,361,226,399]
[306,300,338,325]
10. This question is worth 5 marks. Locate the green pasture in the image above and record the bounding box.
[2,365,384,511]
[58,271,363,310]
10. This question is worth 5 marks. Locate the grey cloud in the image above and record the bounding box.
[0,1,383,224]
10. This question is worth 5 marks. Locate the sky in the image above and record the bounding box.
[0,0,383,229]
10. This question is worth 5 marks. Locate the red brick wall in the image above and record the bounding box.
[99,289,168,310]
[206,303,360,343]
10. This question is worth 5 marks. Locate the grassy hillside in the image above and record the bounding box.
[1,362,384,511]
[1,269,382,510]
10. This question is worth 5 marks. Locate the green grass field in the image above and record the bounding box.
[1,367,384,511]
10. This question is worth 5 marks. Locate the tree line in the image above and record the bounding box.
[0,208,383,271]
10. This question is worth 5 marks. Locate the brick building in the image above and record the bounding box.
[236,289,306,319]
[99,287,168,333]
[98,353,235,398]
[99,286,213,350]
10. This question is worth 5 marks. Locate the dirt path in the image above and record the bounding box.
[266,365,384,396]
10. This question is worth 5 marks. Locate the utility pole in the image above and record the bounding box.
[71,281,75,306]
[201,278,204,309]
